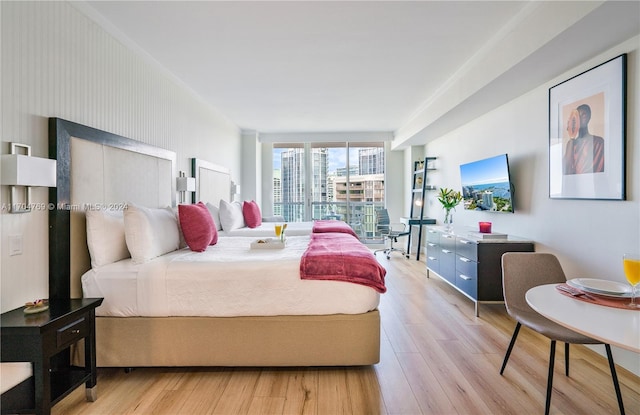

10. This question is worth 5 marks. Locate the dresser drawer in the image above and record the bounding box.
[439,245,456,284]
[56,317,87,349]
[426,242,440,273]
[456,255,478,299]
[456,237,478,261]
[440,233,456,250]
[426,228,440,244]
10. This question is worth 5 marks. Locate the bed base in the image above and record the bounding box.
[80,310,380,367]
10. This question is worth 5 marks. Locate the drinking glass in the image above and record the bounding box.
[623,253,640,308]
[274,224,282,240]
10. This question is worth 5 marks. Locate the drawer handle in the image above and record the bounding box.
[427,243,436,247]
[428,230,436,234]
[459,257,472,263]
[459,274,472,281]
[443,235,453,239]
[427,256,437,261]
[71,329,80,334]
[441,249,452,254]
[459,239,472,244]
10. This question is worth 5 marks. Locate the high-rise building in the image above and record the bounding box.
[273,169,281,216]
[336,166,359,177]
[280,147,328,221]
[481,191,494,210]
[327,174,335,202]
[333,174,385,203]
[359,147,384,175]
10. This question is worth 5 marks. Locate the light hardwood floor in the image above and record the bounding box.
[54,254,639,414]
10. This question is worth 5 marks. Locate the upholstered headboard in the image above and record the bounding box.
[190,158,231,205]
[48,118,176,299]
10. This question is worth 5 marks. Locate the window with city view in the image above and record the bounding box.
[272,142,385,241]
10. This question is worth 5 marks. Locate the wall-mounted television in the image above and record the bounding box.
[459,153,514,213]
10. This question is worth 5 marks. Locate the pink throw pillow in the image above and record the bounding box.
[243,200,262,228]
[178,202,218,252]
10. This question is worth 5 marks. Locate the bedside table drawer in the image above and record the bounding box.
[1,298,103,415]
[57,317,87,349]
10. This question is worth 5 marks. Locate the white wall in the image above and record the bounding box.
[425,37,639,375]
[384,141,405,225]
[241,131,262,206]
[0,1,242,312]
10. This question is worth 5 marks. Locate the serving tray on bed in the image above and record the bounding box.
[250,238,285,249]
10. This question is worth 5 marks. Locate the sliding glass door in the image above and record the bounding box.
[272,142,384,241]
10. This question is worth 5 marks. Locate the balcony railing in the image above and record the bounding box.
[273,201,385,243]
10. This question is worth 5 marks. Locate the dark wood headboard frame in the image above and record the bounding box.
[48,118,176,299]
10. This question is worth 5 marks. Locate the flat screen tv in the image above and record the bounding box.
[459,154,514,213]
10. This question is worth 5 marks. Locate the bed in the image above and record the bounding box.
[49,118,382,367]
[190,157,315,237]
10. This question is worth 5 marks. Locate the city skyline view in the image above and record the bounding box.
[273,147,368,174]
[272,145,385,231]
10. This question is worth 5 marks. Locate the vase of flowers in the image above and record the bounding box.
[437,188,462,231]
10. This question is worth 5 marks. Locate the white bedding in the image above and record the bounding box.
[220,221,314,237]
[82,235,379,317]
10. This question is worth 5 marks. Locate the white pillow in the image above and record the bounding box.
[85,209,130,268]
[123,203,180,264]
[218,200,245,231]
[172,206,188,249]
[205,202,223,231]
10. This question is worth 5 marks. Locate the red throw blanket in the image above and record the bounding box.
[312,219,358,238]
[300,233,387,293]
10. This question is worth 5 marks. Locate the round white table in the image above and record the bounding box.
[526,284,640,353]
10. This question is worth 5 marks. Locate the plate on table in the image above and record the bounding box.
[567,278,632,298]
[24,305,49,314]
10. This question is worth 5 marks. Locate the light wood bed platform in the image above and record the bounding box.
[48,118,380,368]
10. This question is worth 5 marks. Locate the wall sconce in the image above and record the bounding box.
[176,171,195,204]
[230,181,241,201]
[1,143,57,213]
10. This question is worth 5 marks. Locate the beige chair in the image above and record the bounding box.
[500,252,624,415]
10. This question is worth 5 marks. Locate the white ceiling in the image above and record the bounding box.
[78,1,639,147]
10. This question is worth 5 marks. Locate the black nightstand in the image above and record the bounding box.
[1,298,103,415]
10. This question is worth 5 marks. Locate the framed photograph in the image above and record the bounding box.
[549,54,626,200]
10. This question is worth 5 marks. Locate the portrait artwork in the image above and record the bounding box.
[562,93,605,176]
[549,54,626,200]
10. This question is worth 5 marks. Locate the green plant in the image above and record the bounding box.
[437,188,462,210]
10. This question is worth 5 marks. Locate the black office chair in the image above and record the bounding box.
[373,208,410,259]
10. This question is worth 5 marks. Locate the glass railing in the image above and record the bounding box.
[273,201,385,243]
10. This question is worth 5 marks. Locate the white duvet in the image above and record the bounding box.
[82,236,380,317]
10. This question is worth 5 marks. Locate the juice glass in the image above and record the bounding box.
[274,224,282,239]
[623,253,640,308]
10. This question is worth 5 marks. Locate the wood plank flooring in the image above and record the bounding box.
[53,254,640,414]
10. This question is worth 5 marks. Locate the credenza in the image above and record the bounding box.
[425,226,534,316]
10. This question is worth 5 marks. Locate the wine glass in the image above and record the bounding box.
[623,253,640,308]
